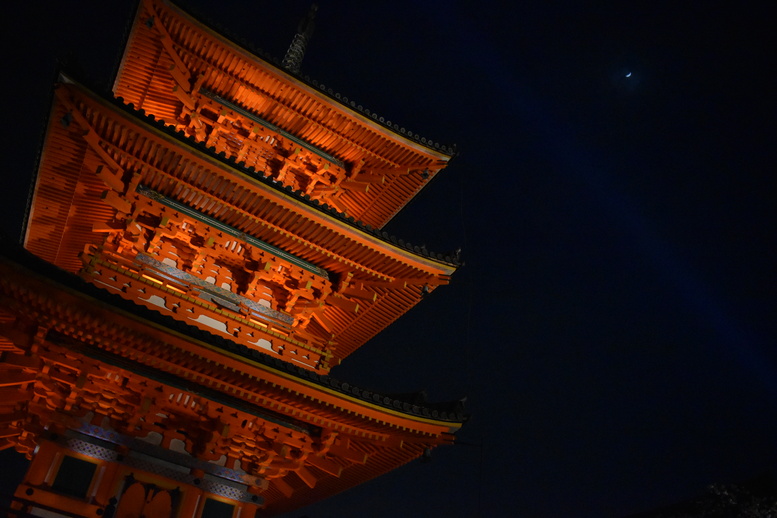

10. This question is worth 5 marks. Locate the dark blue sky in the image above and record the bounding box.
[1,1,775,516]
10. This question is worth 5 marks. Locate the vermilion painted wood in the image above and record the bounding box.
[6,0,463,515]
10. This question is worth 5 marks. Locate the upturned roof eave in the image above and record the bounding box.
[161,0,457,159]
[59,73,461,272]
[1,236,467,428]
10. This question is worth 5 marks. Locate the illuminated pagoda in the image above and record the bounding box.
[0,0,463,516]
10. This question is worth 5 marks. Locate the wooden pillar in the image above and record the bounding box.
[91,459,124,508]
[23,440,61,487]
[178,485,204,518]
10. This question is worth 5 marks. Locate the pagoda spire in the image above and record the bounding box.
[282,3,318,74]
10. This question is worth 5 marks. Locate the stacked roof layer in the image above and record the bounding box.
[8,0,465,513]
[24,76,457,370]
[0,237,464,514]
[114,0,455,230]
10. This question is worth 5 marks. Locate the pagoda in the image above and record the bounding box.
[0,1,464,516]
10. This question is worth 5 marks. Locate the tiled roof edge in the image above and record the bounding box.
[83,72,461,267]
[171,0,458,158]
[108,0,141,94]
[0,234,468,425]
[20,65,67,247]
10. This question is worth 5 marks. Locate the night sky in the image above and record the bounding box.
[1,1,776,517]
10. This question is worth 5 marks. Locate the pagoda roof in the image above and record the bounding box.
[24,75,459,366]
[0,234,465,512]
[2,233,467,424]
[27,74,459,269]
[162,1,456,156]
[113,0,456,229]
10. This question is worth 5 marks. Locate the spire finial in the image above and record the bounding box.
[282,4,318,74]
